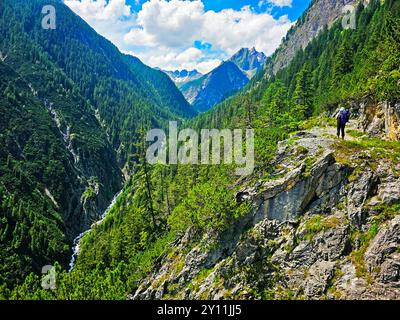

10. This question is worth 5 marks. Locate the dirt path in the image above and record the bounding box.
[309,120,360,142]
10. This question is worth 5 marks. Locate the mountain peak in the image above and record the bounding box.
[180,61,249,112]
[229,47,267,79]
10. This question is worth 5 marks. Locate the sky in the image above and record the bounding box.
[63,0,311,74]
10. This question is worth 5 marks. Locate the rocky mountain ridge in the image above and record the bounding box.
[163,69,203,87]
[267,0,358,75]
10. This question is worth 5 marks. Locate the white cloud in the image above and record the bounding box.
[266,0,293,8]
[124,0,204,48]
[65,0,132,21]
[125,47,221,74]
[195,59,222,74]
[176,47,203,64]
[64,0,293,73]
[64,0,136,45]
[200,6,292,56]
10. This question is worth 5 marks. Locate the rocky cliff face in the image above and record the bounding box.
[269,0,357,75]
[356,100,400,141]
[131,116,400,300]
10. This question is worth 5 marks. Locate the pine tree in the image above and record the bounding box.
[293,63,314,120]
[375,2,400,101]
[332,39,353,85]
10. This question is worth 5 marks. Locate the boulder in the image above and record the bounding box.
[365,216,400,270]
[304,261,336,298]
[378,181,400,205]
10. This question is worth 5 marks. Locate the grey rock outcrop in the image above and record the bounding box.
[304,261,336,298]
[357,100,400,141]
[365,216,400,276]
[238,133,348,223]
[374,180,400,206]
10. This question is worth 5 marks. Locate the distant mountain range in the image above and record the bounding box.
[163,69,203,87]
[168,47,267,113]
[180,61,249,113]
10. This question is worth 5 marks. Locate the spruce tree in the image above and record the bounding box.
[293,63,314,120]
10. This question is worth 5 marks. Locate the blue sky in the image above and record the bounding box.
[64,0,311,73]
[127,0,310,20]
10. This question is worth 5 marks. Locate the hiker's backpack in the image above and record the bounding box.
[339,109,350,124]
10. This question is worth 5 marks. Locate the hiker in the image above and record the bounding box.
[336,107,350,139]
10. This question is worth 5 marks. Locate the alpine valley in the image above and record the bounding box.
[0,0,399,301]
[179,47,267,112]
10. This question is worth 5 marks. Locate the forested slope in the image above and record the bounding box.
[0,0,195,291]
[1,0,195,166]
